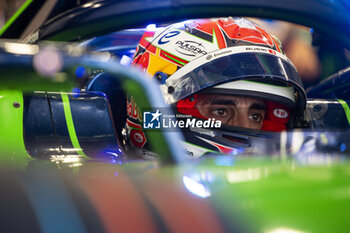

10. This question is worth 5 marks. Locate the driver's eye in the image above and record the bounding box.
[249,113,263,122]
[211,108,228,117]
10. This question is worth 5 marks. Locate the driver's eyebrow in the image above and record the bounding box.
[249,103,266,111]
[210,99,237,106]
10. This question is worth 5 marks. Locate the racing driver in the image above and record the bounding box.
[127,17,307,157]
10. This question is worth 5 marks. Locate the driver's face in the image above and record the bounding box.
[195,94,266,130]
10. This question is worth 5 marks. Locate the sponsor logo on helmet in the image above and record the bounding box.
[245,47,277,55]
[205,50,232,61]
[158,31,181,45]
[268,49,276,55]
[127,96,143,121]
[130,129,147,148]
[175,40,207,57]
[245,47,269,52]
[185,149,194,157]
[206,55,213,60]
[273,108,289,118]
[134,132,144,143]
[213,50,232,57]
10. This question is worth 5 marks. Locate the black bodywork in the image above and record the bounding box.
[23,91,122,160]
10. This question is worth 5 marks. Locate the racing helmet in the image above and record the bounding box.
[129,17,306,157]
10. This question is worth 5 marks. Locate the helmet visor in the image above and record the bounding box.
[162,46,304,105]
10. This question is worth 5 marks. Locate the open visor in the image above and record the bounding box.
[161,46,305,105]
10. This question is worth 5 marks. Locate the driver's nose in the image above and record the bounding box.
[228,110,250,129]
